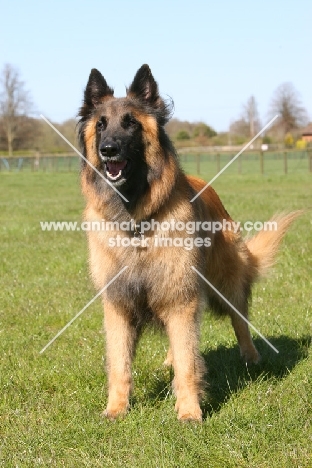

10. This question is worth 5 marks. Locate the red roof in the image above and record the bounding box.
[302,123,312,136]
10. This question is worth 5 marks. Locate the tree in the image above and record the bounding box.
[176,130,190,140]
[0,64,33,156]
[33,118,77,152]
[229,118,250,139]
[243,96,261,138]
[229,96,261,144]
[269,82,308,136]
[165,118,217,144]
[193,123,217,139]
[284,132,294,148]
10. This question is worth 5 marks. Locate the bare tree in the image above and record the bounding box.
[0,64,33,156]
[269,82,308,136]
[243,96,261,138]
[229,96,261,145]
[229,118,250,139]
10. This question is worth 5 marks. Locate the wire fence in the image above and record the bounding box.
[0,154,80,173]
[1,150,311,175]
[179,150,312,176]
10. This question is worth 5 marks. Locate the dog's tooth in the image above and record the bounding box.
[107,170,122,181]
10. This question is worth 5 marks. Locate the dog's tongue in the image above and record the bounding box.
[107,160,127,176]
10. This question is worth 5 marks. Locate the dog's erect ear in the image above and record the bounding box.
[85,69,114,105]
[127,64,161,107]
[127,64,173,124]
[79,69,114,118]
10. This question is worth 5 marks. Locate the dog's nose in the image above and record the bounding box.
[100,142,119,158]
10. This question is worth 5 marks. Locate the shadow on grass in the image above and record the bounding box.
[201,334,311,418]
[133,335,310,417]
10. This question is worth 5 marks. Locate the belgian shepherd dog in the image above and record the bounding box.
[78,65,298,421]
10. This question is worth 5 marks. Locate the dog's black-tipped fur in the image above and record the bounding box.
[79,68,114,121]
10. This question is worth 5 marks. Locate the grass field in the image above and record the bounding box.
[0,169,311,467]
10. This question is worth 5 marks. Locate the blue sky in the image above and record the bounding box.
[0,0,311,131]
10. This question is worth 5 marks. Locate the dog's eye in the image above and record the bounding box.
[122,114,137,129]
[96,118,107,131]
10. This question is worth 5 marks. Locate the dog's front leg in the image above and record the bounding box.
[102,301,136,420]
[164,300,205,422]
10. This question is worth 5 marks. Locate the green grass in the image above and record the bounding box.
[0,171,311,467]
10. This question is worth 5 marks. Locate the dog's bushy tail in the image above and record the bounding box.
[246,211,302,279]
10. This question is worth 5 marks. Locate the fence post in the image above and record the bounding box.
[238,155,242,174]
[52,157,58,172]
[309,150,312,172]
[35,151,40,172]
[260,151,264,174]
[196,153,200,174]
[284,151,288,174]
[217,153,220,173]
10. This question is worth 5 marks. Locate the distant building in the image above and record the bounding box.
[301,123,312,143]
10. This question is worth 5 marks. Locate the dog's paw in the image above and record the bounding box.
[241,347,261,365]
[102,403,129,421]
[175,400,202,422]
[178,412,202,422]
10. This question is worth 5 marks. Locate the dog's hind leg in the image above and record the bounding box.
[229,302,261,364]
[163,300,205,422]
[208,283,260,364]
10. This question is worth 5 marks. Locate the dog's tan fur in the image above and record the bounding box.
[78,65,299,421]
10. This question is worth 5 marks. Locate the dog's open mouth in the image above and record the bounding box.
[105,160,128,181]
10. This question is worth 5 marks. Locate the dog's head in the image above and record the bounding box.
[78,65,173,204]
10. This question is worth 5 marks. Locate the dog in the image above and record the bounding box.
[77,64,298,421]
